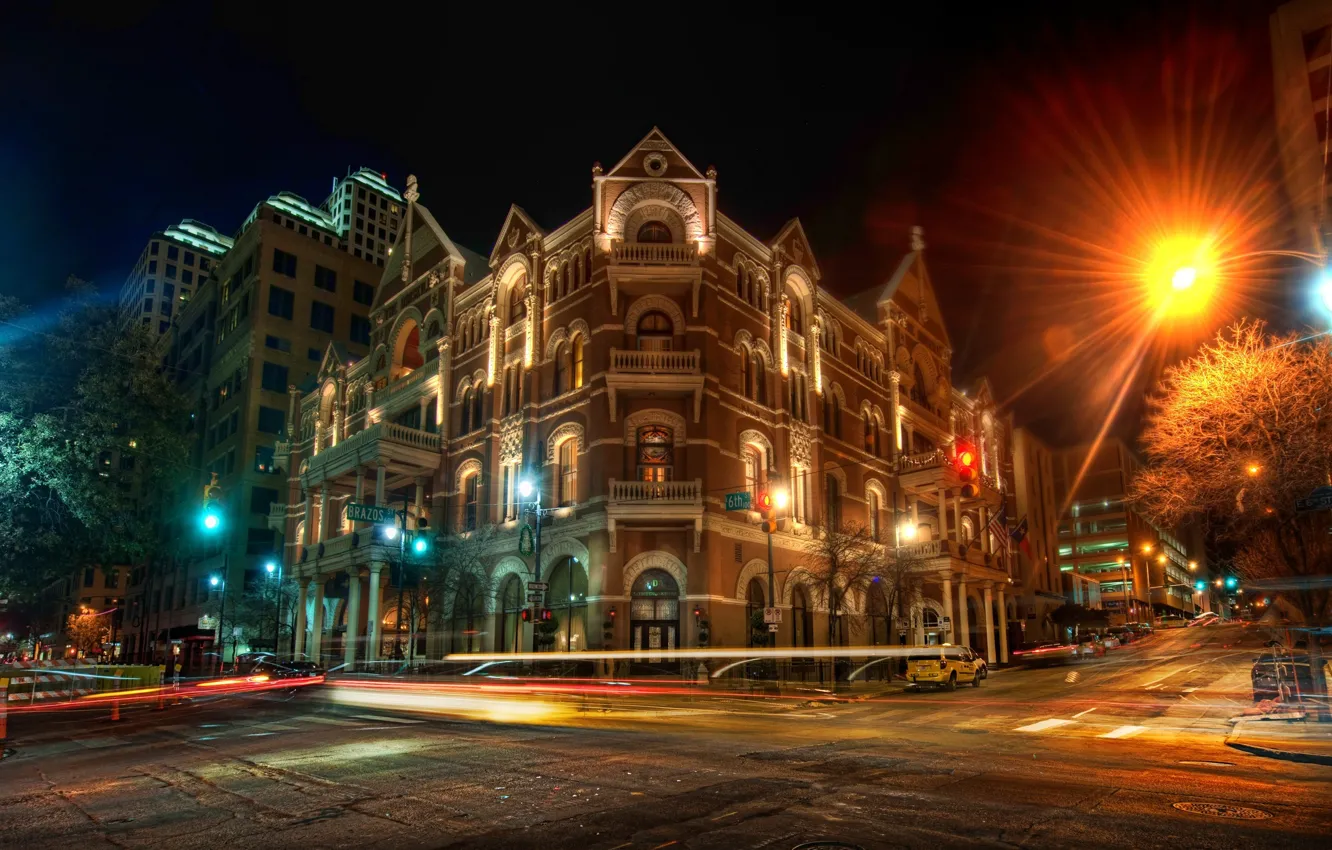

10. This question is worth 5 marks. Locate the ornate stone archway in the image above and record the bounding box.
[621,550,687,598]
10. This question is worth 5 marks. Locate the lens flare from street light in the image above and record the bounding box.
[1171,265,1197,290]
[773,489,789,510]
[1143,235,1219,319]
[519,480,534,499]
[1246,463,1260,476]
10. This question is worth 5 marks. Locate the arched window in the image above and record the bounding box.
[826,474,843,528]
[553,342,568,396]
[571,334,584,389]
[562,264,570,297]
[471,385,484,431]
[793,586,813,648]
[460,387,473,434]
[547,557,588,651]
[863,413,876,455]
[393,321,423,378]
[449,575,485,654]
[463,473,480,531]
[637,221,671,243]
[556,438,577,507]
[911,364,927,404]
[961,516,975,546]
[636,425,673,482]
[502,367,516,416]
[868,490,881,542]
[922,607,941,645]
[630,569,679,658]
[509,280,527,326]
[637,311,673,351]
[584,247,592,284]
[742,445,764,501]
[498,575,524,654]
[823,394,841,438]
[736,267,746,298]
[787,298,803,334]
[752,354,766,405]
[738,346,751,397]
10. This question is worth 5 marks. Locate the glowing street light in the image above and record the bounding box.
[264,560,277,574]
[773,488,790,511]
[899,523,917,542]
[1246,463,1261,477]
[1171,266,1197,291]
[1143,235,1219,319]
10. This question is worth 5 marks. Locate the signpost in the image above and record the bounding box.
[346,502,396,524]
[763,607,782,625]
[941,616,952,631]
[768,624,779,633]
[1295,486,1332,514]
[724,491,753,512]
[527,582,549,592]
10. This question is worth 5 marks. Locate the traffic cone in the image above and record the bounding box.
[110,698,121,722]
[153,687,166,711]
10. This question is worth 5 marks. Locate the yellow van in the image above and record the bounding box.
[906,646,982,690]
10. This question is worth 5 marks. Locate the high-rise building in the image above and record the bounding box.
[119,219,233,335]
[319,167,405,268]
[1271,0,1332,256]
[1009,426,1071,643]
[125,177,399,666]
[1051,438,1204,626]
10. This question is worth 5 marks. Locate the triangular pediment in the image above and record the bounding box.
[489,204,546,263]
[605,126,705,180]
[768,218,822,281]
[879,238,951,349]
[317,341,352,380]
[377,200,469,308]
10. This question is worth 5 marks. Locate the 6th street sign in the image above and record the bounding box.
[1296,486,1332,514]
[346,502,396,524]
[725,491,752,511]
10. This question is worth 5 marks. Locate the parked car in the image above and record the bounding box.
[1159,615,1188,629]
[254,659,326,681]
[906,646,983,690]
[1100,635,1121,650]
[1075,633,1107,658]
[1128,623,1154,637]
[962,646,988,679]
[1012,642,1080,667]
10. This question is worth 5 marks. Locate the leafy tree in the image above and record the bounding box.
[0,279,190,598]
[1049,603,1109,640]
[1130,321,1332,714]
[65,611,110,657]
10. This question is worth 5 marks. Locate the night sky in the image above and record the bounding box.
[1,2,1289,441]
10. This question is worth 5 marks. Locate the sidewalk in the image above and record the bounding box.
[1226,708,1332,766]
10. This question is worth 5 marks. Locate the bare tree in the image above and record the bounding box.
[873,547,928,644]
[1130,320,1332,713]
[806,519,880,648]
[414,526,496,659]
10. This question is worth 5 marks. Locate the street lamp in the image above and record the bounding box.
[518,476,545,654]
[210,574,226,674]
[265,559,282,657]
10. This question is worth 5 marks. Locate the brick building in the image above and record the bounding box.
[275,129,1018,669]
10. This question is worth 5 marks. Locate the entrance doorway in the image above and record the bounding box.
[630,568,679,671]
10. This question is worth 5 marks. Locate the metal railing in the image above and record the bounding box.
[896,540,942,559]
[611,242,698,264]
[608,478,703,504]
[897,449,948,472]
[609,348,701,373]
[305,421,442,478]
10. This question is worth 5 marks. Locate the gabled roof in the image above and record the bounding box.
[605,126,706,180]
[489,204,546,262]
[377,200,486,307]
[851,228,951,348]
[318,341,354,378]
[768,218,822,281]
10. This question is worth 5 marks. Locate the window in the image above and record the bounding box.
[257,406,285,434]
[637,311,673,351]
[182,270,193,284]
[167,245,179,261]
[553,344,568,396]
[823,394,841,438]
[254,444,275,474]
[460,388,473,433]
[83,567,95,587]
[571,335,584,389]
[497,576,524,654]
[272,248,297,277]
[159,300,173,317]
[310,301,335,333]
[261,361,288,393]
[309,348,321,361]
[636,221,671,243]
[509,283,526,326]
[142,297,152,313]
[463,474,479,531]
[793,586,813,647]
[165,264,177,279]
[265,334,291,352]
[150,242,159,256]
[743,445,764,501]
[353,280,374,305]
[636,425,674,482]
[557,439,577,507]
[549,558,589,651]
[350,314,371,345]
[787,297,803,334]
[246,528,276,556]
[314,265,337,292]
[199,257,210,272]
[159,320,170,334]
[751,354,766,404]
[268,285,294,319]
[826,475,843,528]
[148,260,157,275]
[868,490,881,542]
[863,413,877,455]
[250,486,279,514]
[471,384,484,429]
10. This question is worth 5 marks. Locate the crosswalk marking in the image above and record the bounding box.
[1015,718,1076,733]
[349,714,425,725]
[1099,725,1148,739]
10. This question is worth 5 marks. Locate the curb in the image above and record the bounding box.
[1224,739,1332,767]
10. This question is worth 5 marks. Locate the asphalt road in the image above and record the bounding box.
[1,624,1328,849]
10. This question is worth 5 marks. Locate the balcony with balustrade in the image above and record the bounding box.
[605,348,704,422]
[298,419,442,492]
[895,448,1002,507]
[611,242,700,266]
[892,536,1011,586]
[605,478,704,554]
[607,241,704,316]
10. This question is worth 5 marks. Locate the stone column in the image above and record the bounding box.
[294,578,308,658]
[957,579,970,650]
[365,562,384,663]
[983,584,996,664]
[375,463,386,506]
[997,586,1009,663]
[889,372,902,456]
[344,567,361,670]
[309,578,325,667]
[941,576,955,644]
[436,338,452,439]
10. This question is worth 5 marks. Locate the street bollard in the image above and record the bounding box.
[110,698,121,722]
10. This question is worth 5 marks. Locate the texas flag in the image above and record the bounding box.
[1011,515,1033,561]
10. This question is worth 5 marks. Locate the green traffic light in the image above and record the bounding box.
[202,509,221,531]
[413,536,428,555]
[1225,576,1237,589]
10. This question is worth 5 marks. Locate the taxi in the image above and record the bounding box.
[905,645,982,690]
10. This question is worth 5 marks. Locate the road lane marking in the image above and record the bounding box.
[1100,725,1148,739]
[304,716,364,727]
[1073,707,1098,718]
[349,714,426,724]
[1016,719,1076,733]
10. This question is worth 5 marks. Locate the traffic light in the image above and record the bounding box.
[758,487,778,534]
[521,609,532,623]
[200,473,223,532]
[954,441,979,498]
[1194,580,1207,592]
[539,608,553,622]
[1224,576,1238,590]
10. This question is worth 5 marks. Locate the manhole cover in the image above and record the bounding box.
[1173,801,1272,820]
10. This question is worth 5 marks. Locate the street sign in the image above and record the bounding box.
[197,616,218,630]
[763,607,782,624]
[346,502,396,524]
[1295,486,1332,513]
[940,616,952,630]
[724,491,753,511]
[527,581,549,592]
[526,593,544,604]
[767,624,779,632]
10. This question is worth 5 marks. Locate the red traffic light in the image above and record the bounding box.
[954,441,980,498]
[539,608,553,622]
[757,490,773,511]
[521,609,532,622]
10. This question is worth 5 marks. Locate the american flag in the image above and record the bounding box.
[987,504,1008,567]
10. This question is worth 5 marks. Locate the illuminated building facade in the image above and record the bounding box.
[275,129,1018,669]
[118,219,233,335]
[1271,0,1332,257]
